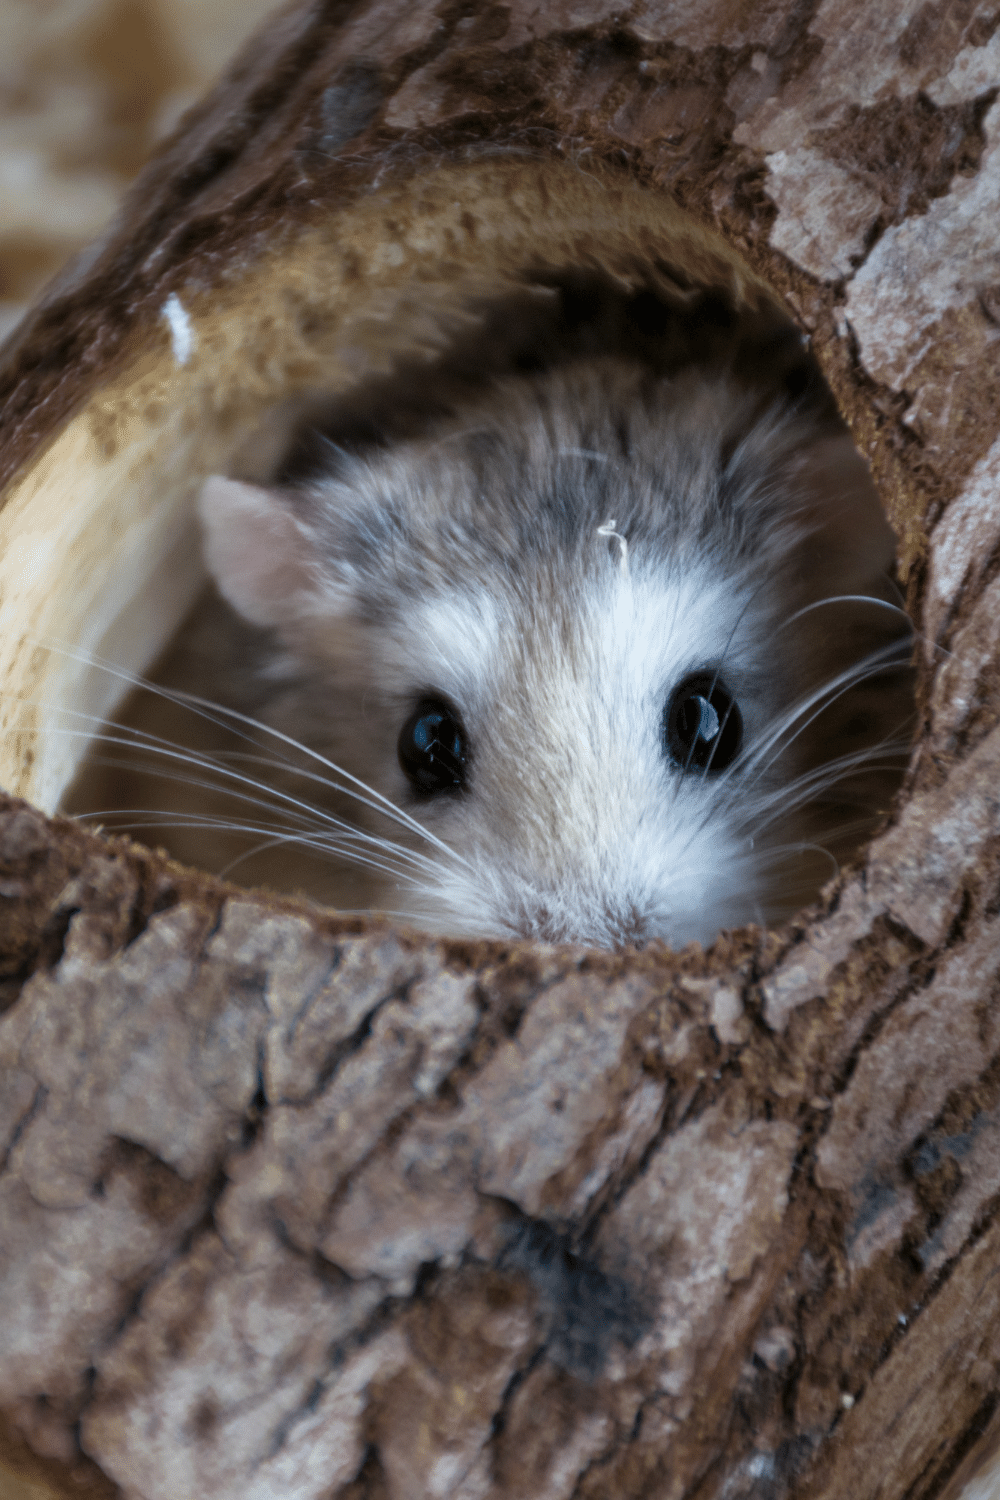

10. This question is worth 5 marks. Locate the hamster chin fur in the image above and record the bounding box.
[64,356,915,952]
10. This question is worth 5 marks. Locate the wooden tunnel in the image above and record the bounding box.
[1,0,1000,1496]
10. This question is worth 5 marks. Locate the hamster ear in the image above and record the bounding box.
[197,476,322,628]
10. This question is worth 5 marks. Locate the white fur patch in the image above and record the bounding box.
[398,563,763,947]
[400,592,502,701]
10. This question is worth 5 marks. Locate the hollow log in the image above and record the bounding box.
[2,1,1000,1498]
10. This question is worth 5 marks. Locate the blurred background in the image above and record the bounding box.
[0,0,280,343]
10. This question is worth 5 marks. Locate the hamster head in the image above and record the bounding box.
[199,359,912,950]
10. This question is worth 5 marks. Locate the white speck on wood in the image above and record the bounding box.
[161,291,195,365]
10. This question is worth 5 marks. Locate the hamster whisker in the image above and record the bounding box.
[20,709,457,884]
[780,592,912,629]
[36,643,472,869]
[733,640,913,791]
[82,812,427,886]
[218,748,470,863]
[69,761,444,885]
[740,710,912,809]
[781,591,948,659]
[732,744,912,837]
[77,793,433,882]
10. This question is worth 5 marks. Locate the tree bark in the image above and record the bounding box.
[2,1,1000,1497]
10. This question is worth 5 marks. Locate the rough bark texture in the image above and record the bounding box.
[2,1,1000,1498]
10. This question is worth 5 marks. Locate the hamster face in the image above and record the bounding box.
[197,359,914,950]
[341,566,769,948]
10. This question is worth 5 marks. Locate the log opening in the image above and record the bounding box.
[1,0,1000,1496]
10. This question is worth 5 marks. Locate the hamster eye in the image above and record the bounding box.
[398,698,468,794]
[664,672,743,774]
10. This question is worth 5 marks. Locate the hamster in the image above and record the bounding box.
[114,353,904,951]
[63,293,914,952]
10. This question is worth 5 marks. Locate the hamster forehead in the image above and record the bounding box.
[302,358,819,617]
[388,562,765,740]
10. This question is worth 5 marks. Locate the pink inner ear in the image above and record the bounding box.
[197,476,318,628]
